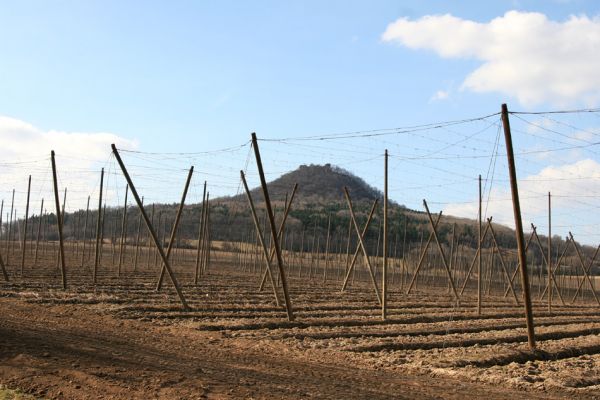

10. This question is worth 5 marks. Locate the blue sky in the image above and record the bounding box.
[3,0,600,243]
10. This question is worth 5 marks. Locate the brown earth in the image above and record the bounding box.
[0,296,575,400]
[1,244,599,399]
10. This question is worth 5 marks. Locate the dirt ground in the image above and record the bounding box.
[0,296,577,400]
[1,246,599,399]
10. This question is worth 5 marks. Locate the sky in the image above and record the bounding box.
[3,0,600,243]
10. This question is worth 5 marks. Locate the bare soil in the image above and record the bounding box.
[0,245,598,399]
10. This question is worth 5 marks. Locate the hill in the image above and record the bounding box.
[230,163,383,205]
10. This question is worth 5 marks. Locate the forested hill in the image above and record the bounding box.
[31,164,587,265]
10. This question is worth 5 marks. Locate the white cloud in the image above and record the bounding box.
[443,159,600,243]
[429,90,450,102]
[382,11,600,107]
[0,115,137,215]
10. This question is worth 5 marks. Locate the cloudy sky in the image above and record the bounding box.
[2,0,600,243]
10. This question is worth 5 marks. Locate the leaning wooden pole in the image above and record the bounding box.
[20,175,31,275]
[382,149,389,320]
[251,133,294,321]
[117,184,129,276]
[111,144,189,310]
[240,170,281,306]
[156,166,194,291]
[93,168,104,284]
[194,181,207,284]
[501,103,535,350]
[50,151,67,289]
[258,184,298,291]
[133,197,143,272]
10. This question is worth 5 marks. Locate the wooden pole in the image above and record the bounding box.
[194,181,207,284]
[382,149,388,320]
[20,175,31,275]
[133,197,143,272]
[422,200,460,301]
[259,184,298,291]
[156,166,194,290]
[93,168,104,284]
[80,196,90,269]
[118,184,129,276]
[343,187,382,304]
[240,171,281,306]
[34,199,44,266]
[478,174,482,315]
[146,204,155,269]
[340,199,377,290]
[406,212,442,295]
[200,193,210,274]
[0,246,7,281]
[251,133,294,321]
[50,151,67,289]
[323,213,331,283]
[111,144,189,310]
[6,189,14,263]
[501,103,535,349]
[548,192,552,312]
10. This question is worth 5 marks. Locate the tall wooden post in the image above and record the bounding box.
[81,196,90,269]
[117,184,129,276]
[133,197,143,272]
[323,213,331,282]
[111,144,189,310]
[21,175,31,275]
[382,149,388,320]
[194,181,207,284]
[478,174,482,315]
[93,168,104,284]
[501,103,536,350]
[548,192,552,312]
[34,199,44,266]
[6,189,14,263]
[51,151,67,289]
[251,133,294,321]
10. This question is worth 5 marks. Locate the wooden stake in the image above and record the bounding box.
[422,200,460,301]
[0,247,7,281]
[382,149,389,319]
[156,166,194,291]
[50,151,67,289]
[93,168,104,284]
[20,175,31,275]
[118,184,129,276]
[251,133,294,321]
[406,212,442,295]
[478,174,482,315]
[501,103,535,350]
[323,213,331,283]
[80,196,90,270]
[341,199,377,291]
[34,199,44,266]
[548,192,552,312]
[259,184,298,291]
[133,197,143,272]
[111,144,189,310]
[194,181,207,284]
[343,187,382,304]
